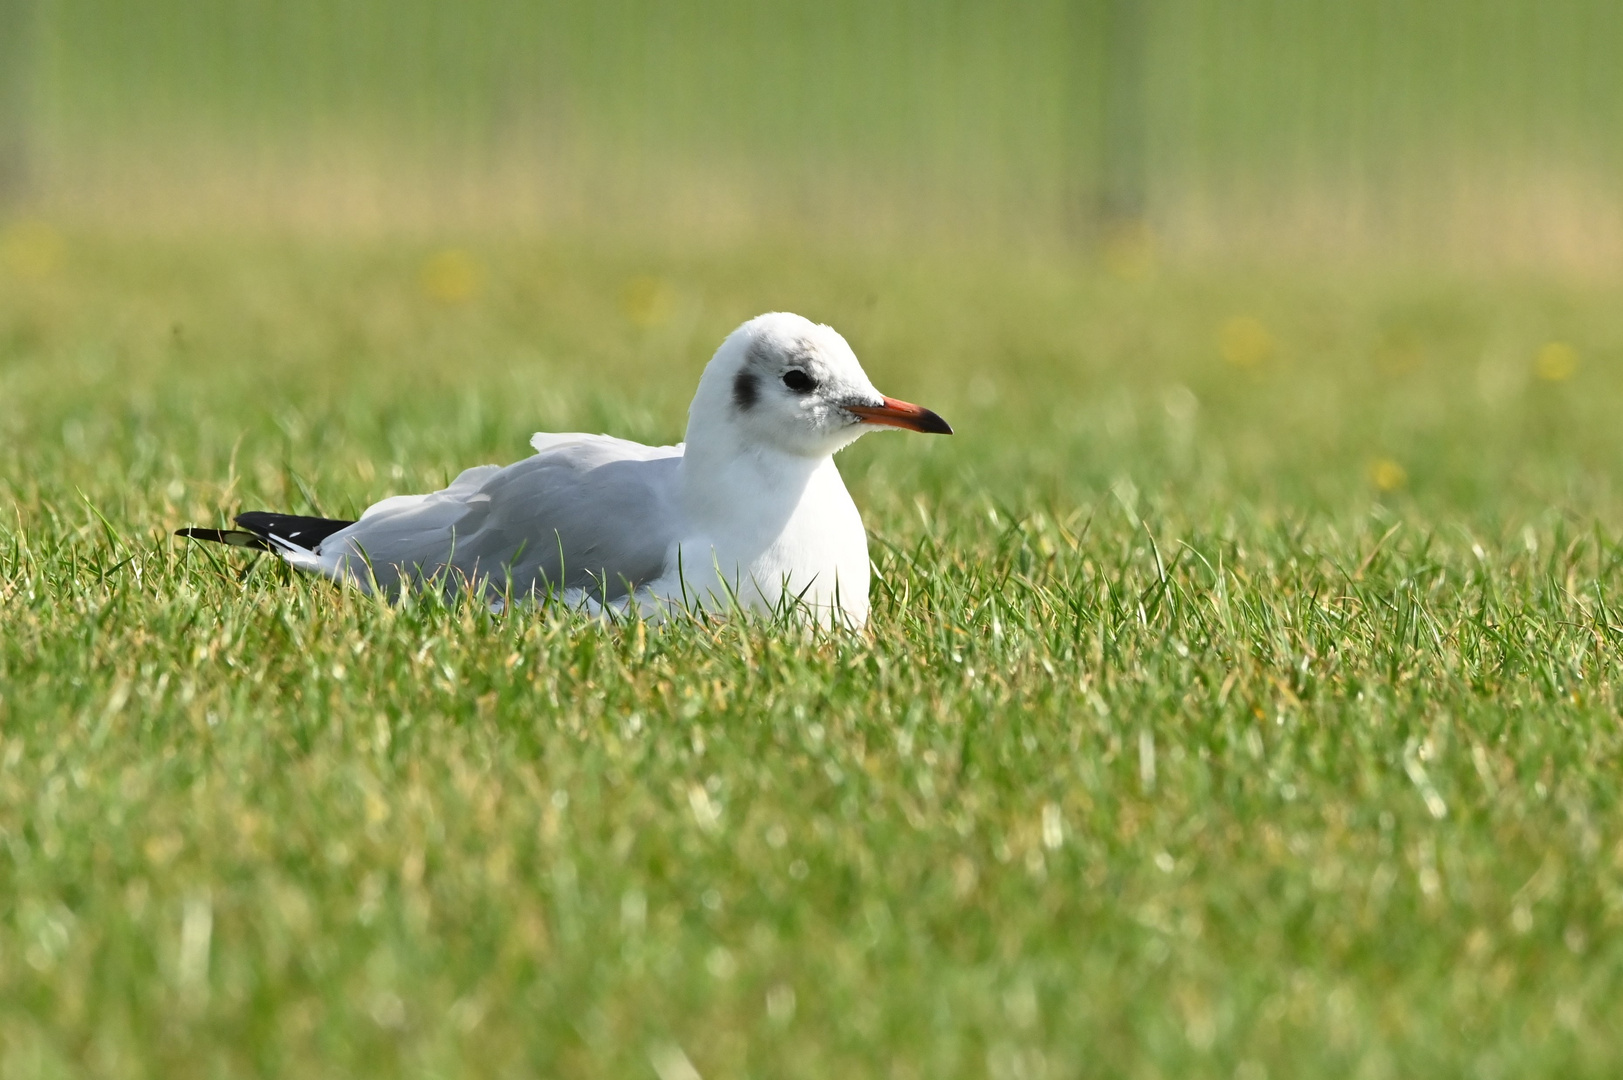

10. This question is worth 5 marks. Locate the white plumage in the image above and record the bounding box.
[184,312,951,627]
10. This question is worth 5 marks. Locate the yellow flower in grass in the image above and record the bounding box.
[621,275,674,328]
[420,249,482,304]
[1534,342,1577,382]
[1219,316,1274,369]
[0,220,65,279]
[1369,458,1407,492]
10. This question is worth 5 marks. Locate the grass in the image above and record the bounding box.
[4,228,1623,1078]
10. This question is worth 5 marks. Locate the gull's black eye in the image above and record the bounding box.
[782,369,817,394]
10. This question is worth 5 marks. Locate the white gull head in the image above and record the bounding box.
[669,313,952,626]
[687,312,952,460]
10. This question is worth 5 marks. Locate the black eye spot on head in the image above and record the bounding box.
[781,369,817,394]
[733,369,759,411]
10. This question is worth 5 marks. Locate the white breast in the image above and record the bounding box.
[646,453,872,626]
[742,460,871,625]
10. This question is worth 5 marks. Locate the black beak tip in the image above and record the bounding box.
[921,408,954,435]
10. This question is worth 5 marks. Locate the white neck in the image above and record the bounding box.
[678,416,832,539]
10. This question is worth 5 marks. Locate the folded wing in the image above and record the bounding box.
[313,433,683,601]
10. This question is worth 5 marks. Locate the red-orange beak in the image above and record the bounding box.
[847,396,954,435]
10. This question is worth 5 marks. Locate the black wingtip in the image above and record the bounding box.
[177,512,357,553]
[234,511,357,549]
[175,527,274,551]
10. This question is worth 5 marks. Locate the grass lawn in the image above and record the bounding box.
[3,231,1623,1078]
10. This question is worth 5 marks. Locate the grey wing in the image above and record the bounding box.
[316,434,682,600]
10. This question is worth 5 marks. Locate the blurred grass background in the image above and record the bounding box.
[2,0,1621,266]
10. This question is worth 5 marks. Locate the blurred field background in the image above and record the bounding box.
[3,0,1622,266]
[6,3,1623,1079]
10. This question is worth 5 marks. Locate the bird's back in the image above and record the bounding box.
[314,432,682,601]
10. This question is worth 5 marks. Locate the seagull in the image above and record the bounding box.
[177,312,951,627]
